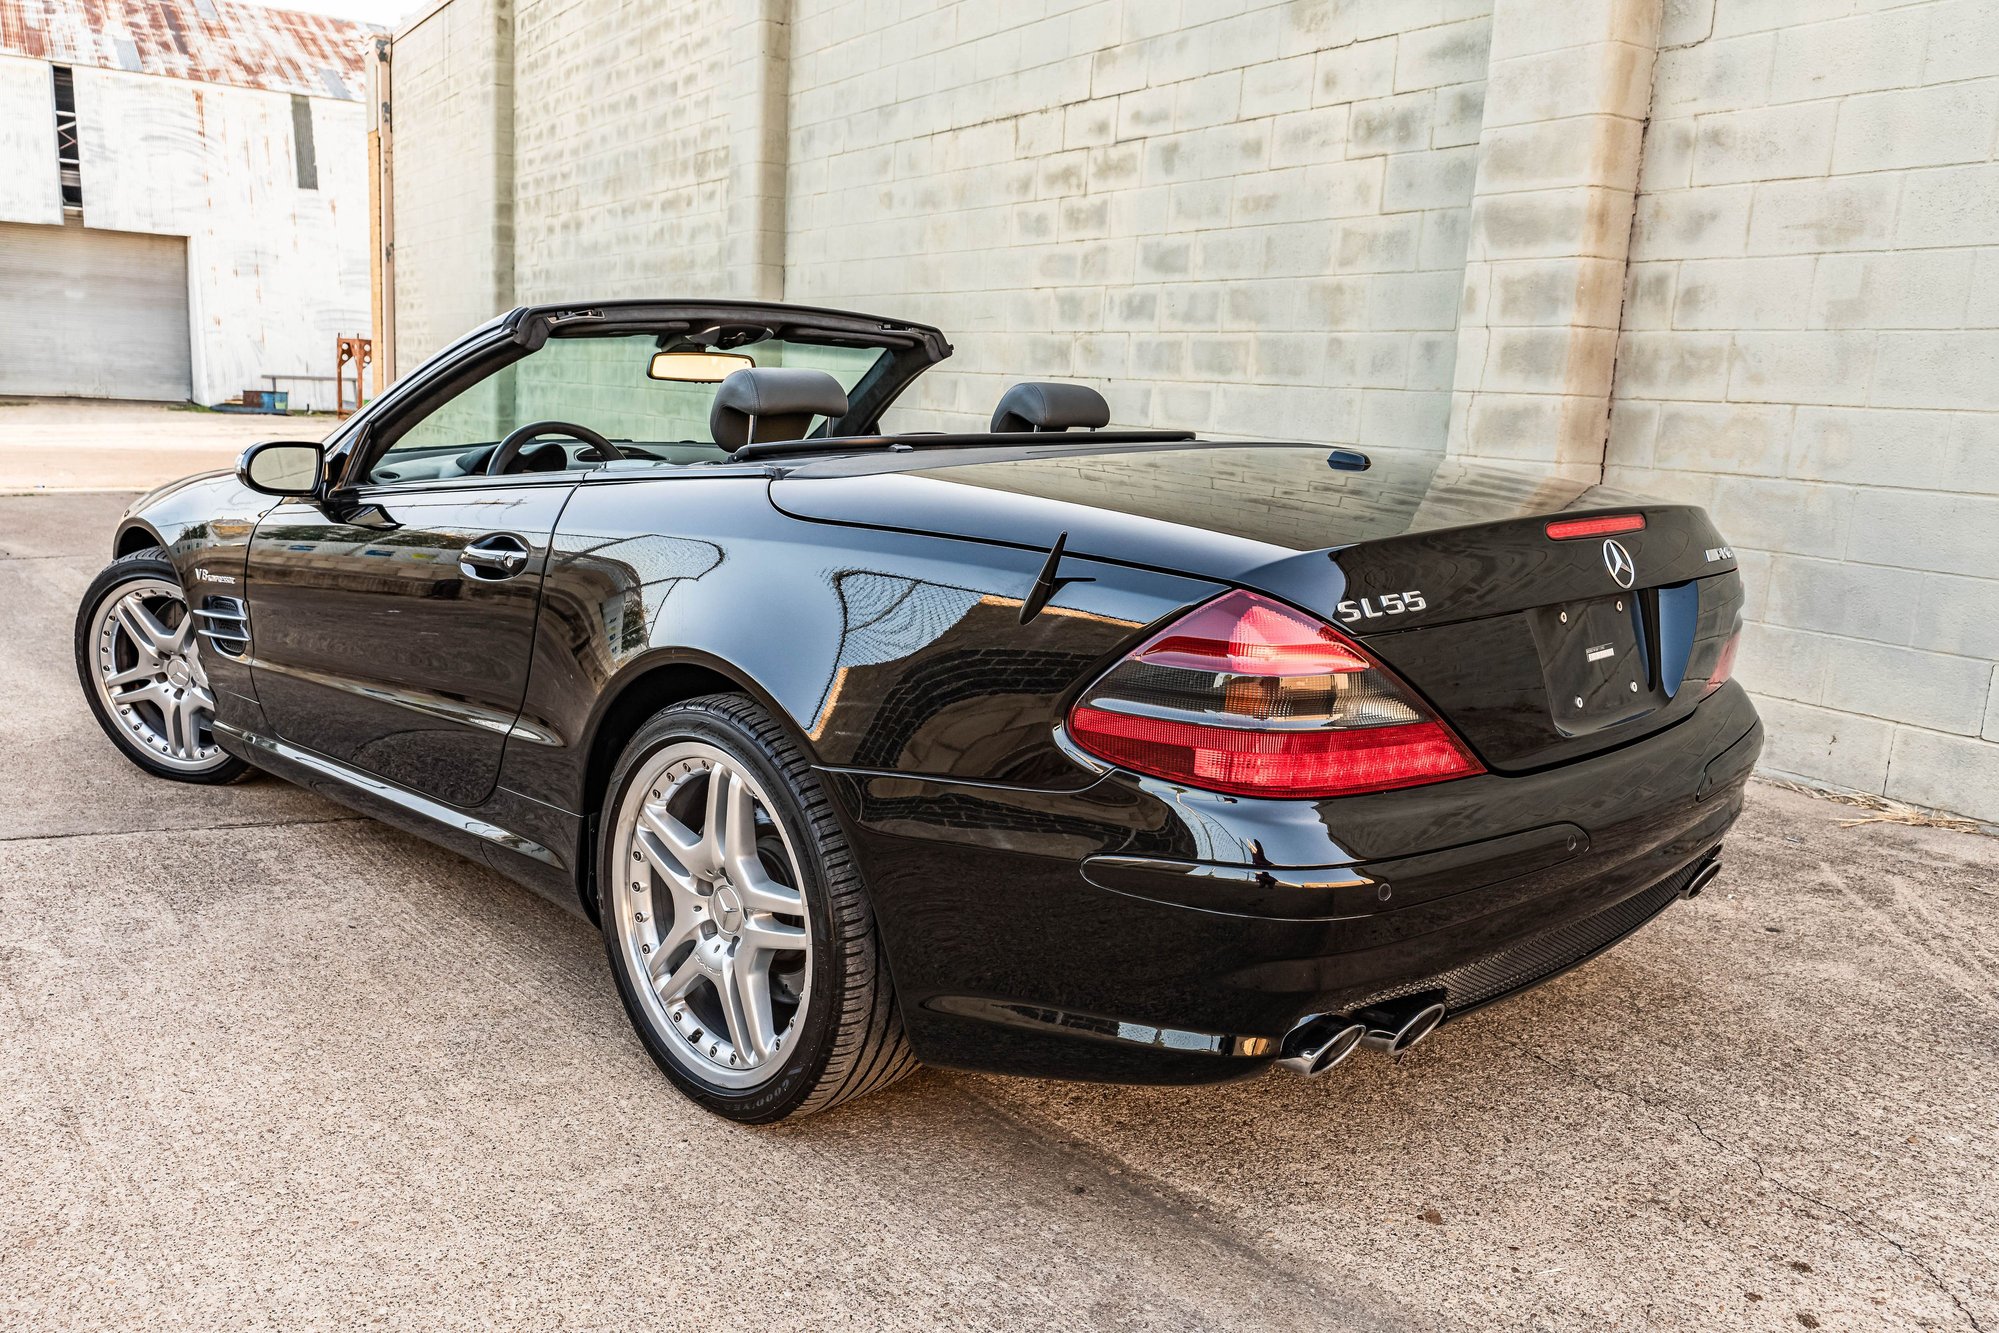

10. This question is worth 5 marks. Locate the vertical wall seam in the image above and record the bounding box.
[494,0,514,313]
[1599,17,1669,485]
[726,0,791,302]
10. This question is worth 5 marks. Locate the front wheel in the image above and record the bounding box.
[74,547,248,785]
[599,694,916,1122]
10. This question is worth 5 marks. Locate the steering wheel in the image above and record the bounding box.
[486,420,624,476]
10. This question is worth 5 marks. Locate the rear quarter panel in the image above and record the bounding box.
[503,473,1225,818]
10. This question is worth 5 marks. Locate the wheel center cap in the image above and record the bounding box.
[165,658,193,689]
[713,882,745,934]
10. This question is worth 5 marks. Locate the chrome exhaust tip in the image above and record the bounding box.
[1355,999,1448,1056]
[1275,1015,1369,1076]
[1682,857,1722,899]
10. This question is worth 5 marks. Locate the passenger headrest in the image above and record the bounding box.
[990,382,1111,433]
[710,367,849,450]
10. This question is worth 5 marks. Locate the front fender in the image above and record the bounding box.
[114,469,269,586]
[94,469,275,742]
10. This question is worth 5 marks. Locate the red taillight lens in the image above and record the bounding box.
[1066,590,1484,799]
[1702,629,1740,697]
[1546,513,1646,540]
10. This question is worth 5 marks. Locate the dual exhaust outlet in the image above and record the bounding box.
[1274,996,1448,1077]
[1278,853,1726,1078]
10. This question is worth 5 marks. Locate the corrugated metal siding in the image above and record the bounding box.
[0,0,375,100]
[0,219,192,401]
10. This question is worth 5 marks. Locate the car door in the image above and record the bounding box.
[244,478,574,809]
[242,340,581,810]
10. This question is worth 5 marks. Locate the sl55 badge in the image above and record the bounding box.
[1336,590,1427,624]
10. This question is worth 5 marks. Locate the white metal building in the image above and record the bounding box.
[0,0,374,407]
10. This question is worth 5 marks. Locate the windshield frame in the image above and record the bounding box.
[325,300,951,493]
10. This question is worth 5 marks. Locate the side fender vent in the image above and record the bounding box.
[196,596,250,659]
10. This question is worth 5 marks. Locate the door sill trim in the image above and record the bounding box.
[214,721,564,868]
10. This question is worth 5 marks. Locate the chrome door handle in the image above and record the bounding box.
[459,534,531,579]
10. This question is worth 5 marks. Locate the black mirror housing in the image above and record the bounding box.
[238,441,324,497]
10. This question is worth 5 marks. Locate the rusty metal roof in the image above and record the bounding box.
[0,0,377,100]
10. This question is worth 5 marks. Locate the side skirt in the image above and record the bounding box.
[215,721,589,918]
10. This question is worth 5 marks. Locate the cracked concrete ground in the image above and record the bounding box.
[2,489,1994,1331]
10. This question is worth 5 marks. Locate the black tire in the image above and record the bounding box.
[598,694,917,1122]
[74,547,250,785]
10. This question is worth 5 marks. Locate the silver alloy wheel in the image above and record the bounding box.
[87,576,227,774]
[610,742,812,1089]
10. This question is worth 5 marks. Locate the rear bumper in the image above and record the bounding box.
[827,683,1763,1084]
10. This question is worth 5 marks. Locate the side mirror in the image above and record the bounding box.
[238,441,324,497]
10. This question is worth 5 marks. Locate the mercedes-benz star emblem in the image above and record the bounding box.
[1603,538,1637,590]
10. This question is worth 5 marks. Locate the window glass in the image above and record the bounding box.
[368,334,887,484]
[291,95,318,190]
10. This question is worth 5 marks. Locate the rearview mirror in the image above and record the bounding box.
[648,350,755,383]
[238,441,323,497]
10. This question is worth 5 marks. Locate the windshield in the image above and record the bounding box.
[368,333,889,483]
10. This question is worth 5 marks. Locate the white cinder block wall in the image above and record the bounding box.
[385,0,1999,822]
[1605,0,1999,821]
[390,0,518,370]
[785,0,1490,443]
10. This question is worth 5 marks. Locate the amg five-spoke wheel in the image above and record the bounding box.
[611,742,812,1085]
[600,695,916,1122]
[75,548,247,784]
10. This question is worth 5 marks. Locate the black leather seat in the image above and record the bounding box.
[711,368,849,449]
[990,382,1111,433]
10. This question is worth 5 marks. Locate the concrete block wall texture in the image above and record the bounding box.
[1448,0,1658,479]
[512,0,733,304]
[382,0,1999,821]
[1605,0,1999,821]
[0,58,369,406]
[391,0,517,369]
[784,0,1494,442]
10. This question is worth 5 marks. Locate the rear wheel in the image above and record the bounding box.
[599,694,916,1122]
[74,548,248,784]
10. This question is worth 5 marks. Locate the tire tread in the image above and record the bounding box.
[604,693,915,1120]
[73,545,250,786]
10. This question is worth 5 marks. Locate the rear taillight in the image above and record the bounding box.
[1702,629,1740,697]
[1066,590,1484,798]
[1546,513,1646,539]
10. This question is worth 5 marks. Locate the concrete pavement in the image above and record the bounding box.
[2,490,1993,1331]
[0,400,337,493]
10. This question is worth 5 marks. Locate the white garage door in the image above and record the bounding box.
[0,220,192,402]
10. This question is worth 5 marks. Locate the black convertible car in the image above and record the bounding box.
[76,300,1760,1122]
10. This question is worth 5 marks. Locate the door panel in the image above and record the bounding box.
[244,480,575,808]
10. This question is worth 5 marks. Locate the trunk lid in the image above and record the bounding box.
[769,443,1743,772]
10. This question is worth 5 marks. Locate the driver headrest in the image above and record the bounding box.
[990,381,1110,433]
[711,368,849,450]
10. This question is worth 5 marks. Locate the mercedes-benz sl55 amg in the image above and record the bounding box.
[75,300,1760,1122]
